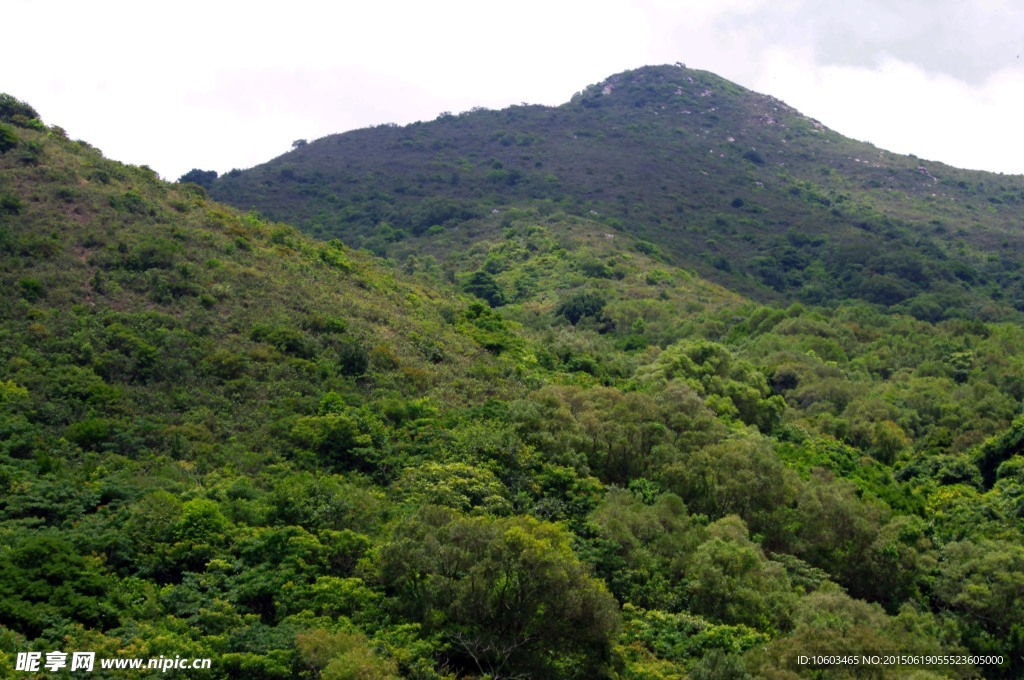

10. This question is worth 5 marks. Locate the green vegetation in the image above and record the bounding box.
[2,75,1024,679]
[212,65,1024,323]
[178,168,219,190]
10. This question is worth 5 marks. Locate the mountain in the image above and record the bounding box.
[4,85,1024,679]
[211,64,1024,322]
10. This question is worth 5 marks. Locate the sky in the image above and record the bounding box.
[4,0,1023,180]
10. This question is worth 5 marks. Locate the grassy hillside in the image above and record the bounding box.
[211,64,1024,322]
[3,93,1024,679]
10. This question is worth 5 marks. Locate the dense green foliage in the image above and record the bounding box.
[2,78,1024,679]
[178,169,219,190]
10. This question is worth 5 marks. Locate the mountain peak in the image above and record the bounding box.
[574,63,742,104]
[569,63,821,139]
[211,65,1024,321]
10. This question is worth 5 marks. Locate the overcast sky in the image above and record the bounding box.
[4,0,1022,180]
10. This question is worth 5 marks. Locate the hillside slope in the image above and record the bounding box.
[3,95,1024,678]
[211,64,1024,321]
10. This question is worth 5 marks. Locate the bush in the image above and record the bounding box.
[251,324,312,358]
[462,270,506,307]
[17,277,44,301]
[0,123,17,153]
[0,195,22,215]
[337,337,369,376]
[177,168,218,189]
[742,149,765,165]
[0,94,40,126]
[557,291,606,324]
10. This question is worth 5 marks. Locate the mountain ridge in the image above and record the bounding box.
[210,64,1024,321]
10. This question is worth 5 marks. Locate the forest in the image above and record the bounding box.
[1,67,1024,679]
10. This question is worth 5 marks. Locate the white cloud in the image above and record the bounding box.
[747,48,1024,173]
[3,0,1023,178]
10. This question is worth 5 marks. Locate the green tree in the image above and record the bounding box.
[366,506,619,678]
[936,539,1024,657]
[641,341,784,432]
[557,290,607,325]
[296,629,398,680]
[177,168,218,189]
[864,514,936,611]
[746,584,952,679]
[660,437,797,539]
[589,489,700,610]
[394,461,512,515]
[462,270,506,307]
[975,415,1024,488]
[787,469,887,600]
[0,533,118,637]
[685,516,797,633]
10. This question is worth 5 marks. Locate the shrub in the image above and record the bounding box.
[17,277,43,301]
[0,94,40,126]
[742,149,765,165]
[337,337,369,376]
[557,291,606,324]
[0,195,22,215]
[177,168,218,189]
[462,270,506,307]
[0,123,16,153]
